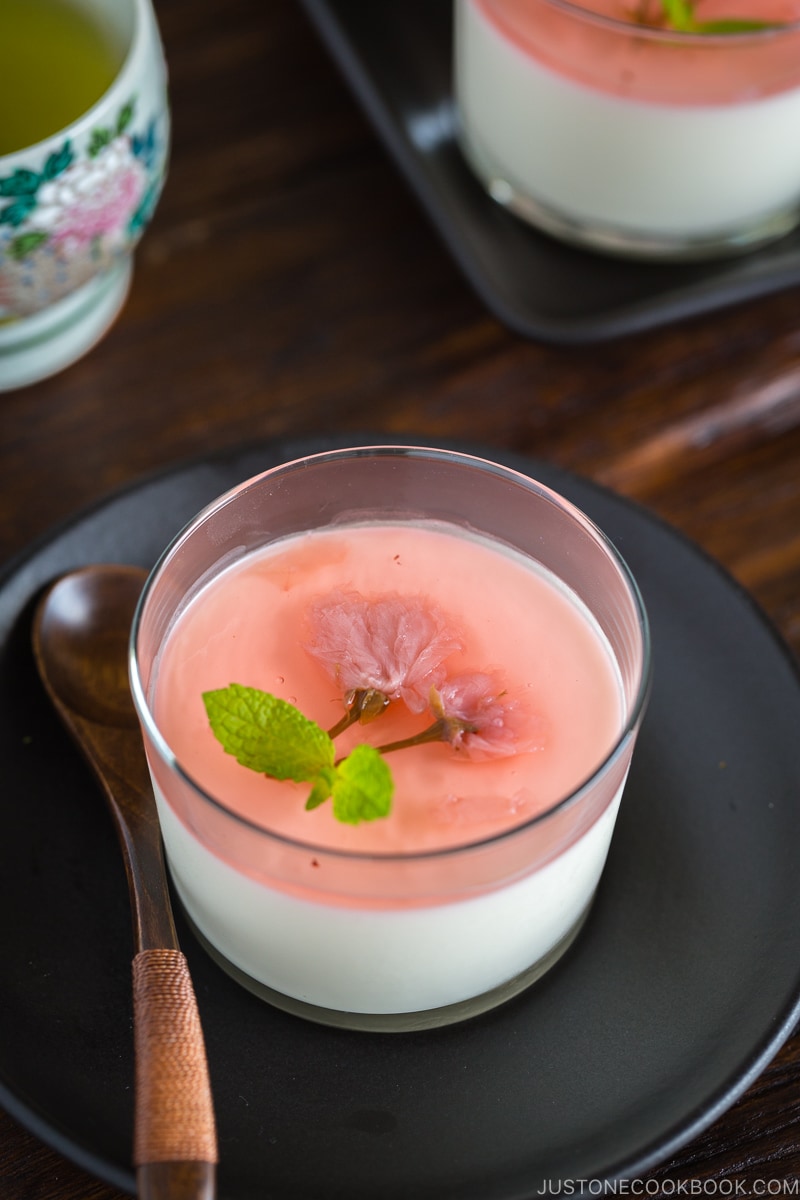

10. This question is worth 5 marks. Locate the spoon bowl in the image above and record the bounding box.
[33,564,218,1200]
[35,566,141,727]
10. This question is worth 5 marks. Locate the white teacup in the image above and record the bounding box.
[0,0,169,390]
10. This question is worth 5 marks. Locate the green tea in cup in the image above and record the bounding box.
[0,0,125,155]
[0,0,169,390]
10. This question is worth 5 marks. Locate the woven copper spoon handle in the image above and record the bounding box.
[33,566,217,1200]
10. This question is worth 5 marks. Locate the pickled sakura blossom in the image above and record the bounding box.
[429,672,535,760]
[305,590,463,716]
[306,593,533,759]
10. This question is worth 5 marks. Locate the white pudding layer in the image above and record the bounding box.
[155,781,623,1017]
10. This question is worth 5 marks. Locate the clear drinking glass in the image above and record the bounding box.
[130,447,651,1031]
[454,0,800,260]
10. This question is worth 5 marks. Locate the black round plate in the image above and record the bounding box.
[2,435,800,1200]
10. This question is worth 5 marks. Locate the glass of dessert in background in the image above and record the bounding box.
[454,0,800,259]
[130,446,651,1031]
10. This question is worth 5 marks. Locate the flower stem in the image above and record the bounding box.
[327,687,390,738]
[376,713,479,756]
[375,720,448,755]
[327,709,359,739]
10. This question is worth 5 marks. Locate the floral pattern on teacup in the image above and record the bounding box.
[0,98,166,320]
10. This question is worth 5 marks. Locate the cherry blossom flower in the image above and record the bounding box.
[428,672,529,760]
[375,672,536,761]
[305,590,462,727]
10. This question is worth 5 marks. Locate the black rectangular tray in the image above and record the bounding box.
[299,0,800,343]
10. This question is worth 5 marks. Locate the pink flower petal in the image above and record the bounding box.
[306,591,462,712]
[431,672,535,760]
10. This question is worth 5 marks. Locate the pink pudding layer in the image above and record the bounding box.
[151,521,622,855]
[475,0,800,104]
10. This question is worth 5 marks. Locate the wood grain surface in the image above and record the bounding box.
[2,1,800,1196]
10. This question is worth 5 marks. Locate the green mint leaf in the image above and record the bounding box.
[660,0,695,29]
[203,685,395,825]
[203,684,334,781]
[305,768,336,811]
[658,0,785,32]
[331,744,394,825]
[694,18,780,30]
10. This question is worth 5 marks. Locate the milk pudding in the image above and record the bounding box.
[131,448,650,1029]
[455,0,800,257]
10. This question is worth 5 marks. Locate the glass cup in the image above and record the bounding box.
[130,447,651,1032]
[0,0,169,390]
[454,0,800,260]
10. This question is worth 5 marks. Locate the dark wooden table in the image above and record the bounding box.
[3,1,800,1196]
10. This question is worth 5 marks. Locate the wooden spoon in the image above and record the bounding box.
[32,565,218,1200]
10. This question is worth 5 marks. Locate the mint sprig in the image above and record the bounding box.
[658,0,783,31]
[203,684,393,824]
[203,684,333,780]
[302,743,394,824]
[329,743,394,824]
